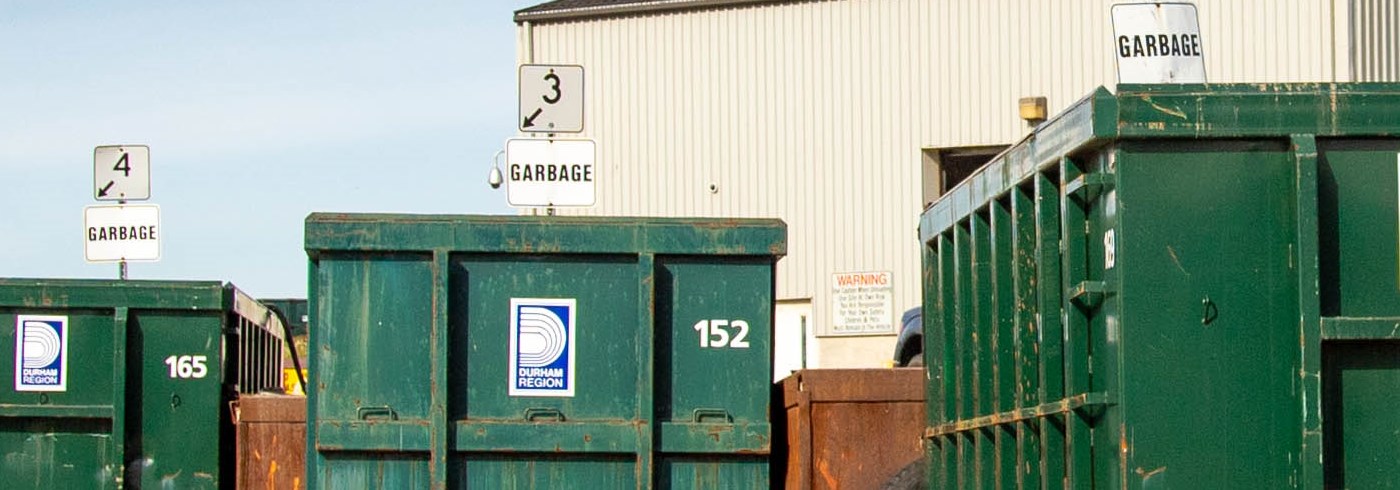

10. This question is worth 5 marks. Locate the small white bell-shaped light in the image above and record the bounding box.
[488,166,504,189]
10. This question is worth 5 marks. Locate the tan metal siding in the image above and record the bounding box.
[1352,0,1400,81]
[519,0,1345,366]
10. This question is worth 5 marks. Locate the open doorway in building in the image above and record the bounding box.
[773,299,813,382]
[921,145,1009,209]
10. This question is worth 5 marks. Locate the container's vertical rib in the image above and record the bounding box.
[111,306,128,490]
[306,259,320,490]
[991,197,1017,489]
[937,233,957,489]
[1012,184,1042,489]
[1060,156,1093,489]
[924,237,945,489]
[972,211,995,490]
[954,223,974,488]
[1035,170,1066,490]
[636,252,655,489]
[794,383,814,489]
[430,250,449,490]
[1291,134,1324,488]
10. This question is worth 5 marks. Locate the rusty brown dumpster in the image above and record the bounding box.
[780,369,925,489]
[235,394,307,489]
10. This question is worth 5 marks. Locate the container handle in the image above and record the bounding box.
[524,407,566,422]
[692,408,733,423]
[357,405,398,421]
[1202,296,1219,325]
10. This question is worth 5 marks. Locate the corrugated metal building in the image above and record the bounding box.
[511,0,1396,374]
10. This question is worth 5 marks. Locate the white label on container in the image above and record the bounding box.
[508,298,577,397]
[15,315,69,392]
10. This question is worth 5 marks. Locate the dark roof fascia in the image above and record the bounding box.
[514,0,800,24]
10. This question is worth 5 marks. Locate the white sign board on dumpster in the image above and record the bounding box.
[1111,2,1206,83]
[84,204,161,262]
[829,271,894,336]
[504,138,596,208]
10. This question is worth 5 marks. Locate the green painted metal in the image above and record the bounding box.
[0,278,285,489]
[259,298,309,336]
[920,83,1400,489]
[304,214,785,489]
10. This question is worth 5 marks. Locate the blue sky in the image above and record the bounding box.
[2,1,534,297]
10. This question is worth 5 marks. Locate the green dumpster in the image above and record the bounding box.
[304,214,786,489]
[0,278,286,489]
[918,83,1400,489]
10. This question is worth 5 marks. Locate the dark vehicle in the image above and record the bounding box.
[892,307,923,367]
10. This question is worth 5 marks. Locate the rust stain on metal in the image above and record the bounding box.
[583,434,592,443]
[815,458,839,489]
[1136,466,1167,480]
[1166,246,1189,277]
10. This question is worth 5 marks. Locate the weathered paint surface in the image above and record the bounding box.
[305,215,786,489]
[919,84,1400,489]
[779,368,924,489]
[0,278,285,489]
[236,394,307,490]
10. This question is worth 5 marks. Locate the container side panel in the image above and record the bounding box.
[316,255,433,423]
[1,310,117,408]
[1010,184,1043,489]
[657,455,768,489]
[807,398,924,487]
[1322,340,1400,490]
[657,259,772,431]
[1117,141,1301,487]
[454,255,638,421]
[1058,157,1094,489]
[1316,139,1400,317]
[0,424,113,490]
[1034,170,1066,490]
[134,312,226,489]
[457,454,637,488]
[322,453,428,488]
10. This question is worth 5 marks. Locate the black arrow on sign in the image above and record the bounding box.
[522,108,543,128]
[97,181,115,197]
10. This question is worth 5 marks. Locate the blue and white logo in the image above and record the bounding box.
[15,315,68,392]
[509,298,576,397]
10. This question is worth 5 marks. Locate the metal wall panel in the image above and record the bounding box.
[518,0,1349,366]
[1352,0,1400,81]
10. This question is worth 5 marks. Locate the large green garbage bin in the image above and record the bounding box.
[919,83,1400,489]
[304,214,786,489]
[0,279,285,489]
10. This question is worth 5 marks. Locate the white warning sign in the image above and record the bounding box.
[830,271,894,335]
[508,298,577,397]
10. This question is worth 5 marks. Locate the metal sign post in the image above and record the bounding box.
[90,145,156,279]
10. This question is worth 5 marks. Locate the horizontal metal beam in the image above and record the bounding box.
[1322,317,1400,340]
[924,392,1112,439]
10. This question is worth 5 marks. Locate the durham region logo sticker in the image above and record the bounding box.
[509,298,576,397]
[15,315,68,392]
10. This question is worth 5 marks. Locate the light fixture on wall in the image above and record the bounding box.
[1019,96,1048,127]
[488,150,505,189]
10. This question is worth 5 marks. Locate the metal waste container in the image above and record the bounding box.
[305,214,786,489]
[919,83,1400,489]
[1,278,285,489]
